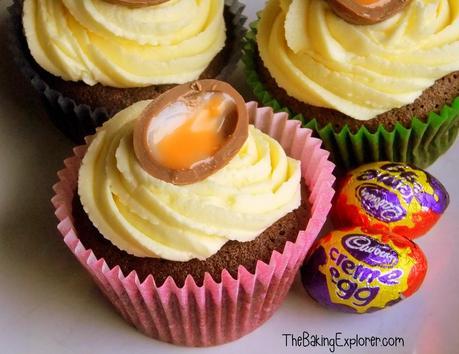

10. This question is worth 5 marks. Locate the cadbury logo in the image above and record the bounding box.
[342,234,399,268]
[356,164,418,200]
[356,184,406,223]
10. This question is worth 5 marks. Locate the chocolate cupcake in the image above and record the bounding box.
[8,0,246,143]
[52,80,335,345]
[243,0,459,170]
[72,173,311,288]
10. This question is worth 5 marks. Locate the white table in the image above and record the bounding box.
[0,1,457,353]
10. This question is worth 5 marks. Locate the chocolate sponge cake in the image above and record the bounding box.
[243,0,459,169]
[9,0,246,143]
[51,86,334,345]
[256,52,459,133]
[30,10,237,115]
[73,182,310,287]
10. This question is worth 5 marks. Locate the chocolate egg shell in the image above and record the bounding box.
[133,79,249,185]
[103,0,170,7]
[331,162,449,239]
[301,227,427,314]
[328,0,411,25]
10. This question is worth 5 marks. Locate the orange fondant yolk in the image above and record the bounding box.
[352,0,383,5]
[156,93,229,170]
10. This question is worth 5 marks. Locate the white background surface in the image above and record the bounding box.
[0,1,458,353]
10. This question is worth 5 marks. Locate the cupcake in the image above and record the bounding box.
[8,0,246,143]
[243,0,459,170]
[52,80,335,346]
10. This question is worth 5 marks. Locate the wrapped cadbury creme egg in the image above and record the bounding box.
[301,227,427,314]
[331,162,449,239]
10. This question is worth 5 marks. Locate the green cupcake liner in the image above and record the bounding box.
[242,20,459,170]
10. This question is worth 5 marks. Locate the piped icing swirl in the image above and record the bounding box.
[22,0,226,87]
[257,0,459,120]
[78,100,301,261]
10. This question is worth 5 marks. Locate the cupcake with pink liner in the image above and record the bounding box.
[52,80,335,346]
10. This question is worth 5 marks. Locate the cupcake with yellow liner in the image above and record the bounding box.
[243,0,459,170]
[52,80,335,346]
[7,0,246,143]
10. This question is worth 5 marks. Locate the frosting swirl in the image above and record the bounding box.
[23,0,226,87]
[78,100,301,261]
[257,0,459,120]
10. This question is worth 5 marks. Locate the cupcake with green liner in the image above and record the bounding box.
[52,80,335,345]
[8,0,246,143]
[243,0,459,170]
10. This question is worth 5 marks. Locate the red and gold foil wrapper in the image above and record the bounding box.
[331,162,449,239]
[301,227,427,314]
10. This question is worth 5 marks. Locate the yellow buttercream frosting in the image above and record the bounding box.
[22,0,226,88]
[78,100,302,261]
[257,0,459,120]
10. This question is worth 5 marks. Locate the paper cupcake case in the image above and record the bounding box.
[51,102,335,347]
[242,21,459,171]
[7,0,247,144]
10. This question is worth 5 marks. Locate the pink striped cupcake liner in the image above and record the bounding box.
[51,101,336,346]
